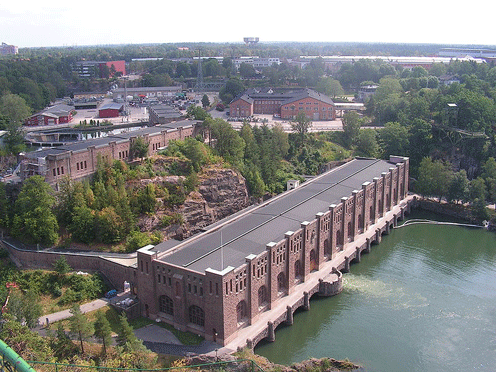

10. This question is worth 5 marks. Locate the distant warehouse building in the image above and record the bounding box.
[230,88,336,121]
[149,105,184,125]
[99,103,124,118]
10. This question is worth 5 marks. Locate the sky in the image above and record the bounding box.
[1,0,495,49]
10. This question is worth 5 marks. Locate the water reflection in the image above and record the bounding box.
[255,211,496,372]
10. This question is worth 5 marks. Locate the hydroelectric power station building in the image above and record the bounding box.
[134,156,411,347]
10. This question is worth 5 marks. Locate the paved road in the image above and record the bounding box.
[39,298,109,327]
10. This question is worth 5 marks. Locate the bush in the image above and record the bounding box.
[125,231,152,252]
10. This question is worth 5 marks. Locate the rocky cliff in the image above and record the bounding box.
[179,167,250,237]
[137,166,251,239]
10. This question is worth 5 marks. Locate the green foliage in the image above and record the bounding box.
[208,118,245,163]
[51,322,78,361]
[95,207,126,244]
[130,137,149,159]
[94,310,112,355]
[11,176,59,246]
[415,157,453,201]
[342,111,362,148]
[201,94,210,108]
[69,304,94,353]
[291,111,312,147]
[219,78,245,103]
[53,256,71,275]
[0,314,53,362]
[378,122,410,158]
[125,231,152,252]
[6,289,42,329]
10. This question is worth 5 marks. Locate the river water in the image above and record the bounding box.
[255,211,496,372]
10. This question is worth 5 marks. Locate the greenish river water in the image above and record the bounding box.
[255,211,496,372]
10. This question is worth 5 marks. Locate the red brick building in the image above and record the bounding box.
[134,157,410,346]
[25,104,75,126]
[98,103,124,118]
[229,88,336,121]
[19,120,198,184]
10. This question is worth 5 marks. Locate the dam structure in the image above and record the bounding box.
[2,156,412,350]
[134,156,412,348]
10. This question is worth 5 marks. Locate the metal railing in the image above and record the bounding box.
[26,358,264,372]
[0,340,36,372]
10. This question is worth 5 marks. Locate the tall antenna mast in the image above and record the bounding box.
[195,49,205,92]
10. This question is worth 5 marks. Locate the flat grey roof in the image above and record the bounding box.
[158,158,398,273]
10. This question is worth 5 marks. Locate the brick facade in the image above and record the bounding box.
[20,121,197,185]
[135,157,410,346]
[230,89,336,121]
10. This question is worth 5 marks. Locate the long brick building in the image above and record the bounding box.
[134,156,410,346]
[229,88,336,121]
[19,120,198,185]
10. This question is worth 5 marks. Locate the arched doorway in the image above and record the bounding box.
[277,272,287,294]
[294,260,303,282]
[309,249,318,272]
[258,285,268,307]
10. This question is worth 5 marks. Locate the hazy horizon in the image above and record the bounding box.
[2,0,494,49]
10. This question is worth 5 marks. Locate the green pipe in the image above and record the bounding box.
[0,339,36,372]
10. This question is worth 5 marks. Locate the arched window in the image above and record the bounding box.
[159,295,174,316]
[310,249,317,272]
[324,239,331,257]
[236,301,248,323]
[369,205,374,222]
[294,260,302,280]
[348,221,353,238]
[188,305,205,327]
[336,230,343,246]
[277,272,286,293]
[358,214,364,231]
[258,285,268,307]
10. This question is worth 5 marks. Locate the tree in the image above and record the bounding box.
[53,256,71,276]
[94,310,112,356]
[69,206,95,244]
[378,122,410,158]
[130,137,149,160]
[316,77,344,98]
[291,111,312,148]
[0,314,53,362]
[469,177,487,204]
[0,94,30,154]
[447,170,469,204]
[356,129,379,157]
[208,118,245,163]
[342,111,362,148]
[416,157,453,201]
[239,63,256,79]
[6,289,42,329]
[52,322,78,361]
[69,305,93,354]
[116,312,137,348]
[201,94,210,108]
[219,78,244,103]
[12,176,59,245]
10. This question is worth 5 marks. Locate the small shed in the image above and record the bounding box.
[98,103,123,118]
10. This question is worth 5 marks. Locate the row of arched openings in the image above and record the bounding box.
[159,296,205,327]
